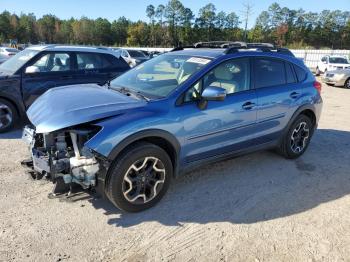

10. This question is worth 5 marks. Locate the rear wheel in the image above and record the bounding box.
[106,142,173,212]
[345,78,350,89]
[278,115,314,159]
[0,98,17,133]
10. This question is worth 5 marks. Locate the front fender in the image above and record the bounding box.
[85,111,183,160]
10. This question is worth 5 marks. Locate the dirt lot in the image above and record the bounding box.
[1,80,350,262]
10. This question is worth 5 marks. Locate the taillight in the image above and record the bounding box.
[313,81,322,93]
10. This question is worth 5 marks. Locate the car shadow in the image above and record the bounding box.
[85,129,350,226]
[0,128,22,139]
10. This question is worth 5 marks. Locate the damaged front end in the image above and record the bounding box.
[22,124,109,197]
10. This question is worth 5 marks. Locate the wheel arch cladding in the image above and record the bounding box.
[107,129,180,177]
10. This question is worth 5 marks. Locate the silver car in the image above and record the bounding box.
[323,69,350,89]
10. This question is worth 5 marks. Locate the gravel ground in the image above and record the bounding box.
[1,80,350,262]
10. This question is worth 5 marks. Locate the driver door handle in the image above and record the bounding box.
[242,101,256,110]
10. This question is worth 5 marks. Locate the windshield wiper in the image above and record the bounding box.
[114,86,150,102]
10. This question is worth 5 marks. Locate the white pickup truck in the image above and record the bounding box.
[316,55,350,75]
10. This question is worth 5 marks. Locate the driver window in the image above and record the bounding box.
[30,53,70,72]
[184,58,250,102]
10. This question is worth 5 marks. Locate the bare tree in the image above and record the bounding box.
[241,1,253,42]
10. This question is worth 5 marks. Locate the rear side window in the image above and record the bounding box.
[76,53,113,70]
[293,65,307,82]
[254,58,285,88]
[285,62,296,84]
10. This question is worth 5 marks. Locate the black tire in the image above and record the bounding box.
[106,142,173,212]
[344,78,350,89]
[315,67,321,76]
[0,98,18,133]
[278,115,314,159]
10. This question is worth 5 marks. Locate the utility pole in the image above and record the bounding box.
[241,2,253,42]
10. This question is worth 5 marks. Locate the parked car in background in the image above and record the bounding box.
[116,48,150,67]
[0,54,8,64]
[316,55,350,75]
[0,45,130,132]
[0,47,20,57]
[323,69,350,88]
[22,42,322,212]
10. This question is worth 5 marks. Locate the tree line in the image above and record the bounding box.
[0,1,349,49]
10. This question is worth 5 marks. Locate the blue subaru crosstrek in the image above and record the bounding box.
[22,42,323,212]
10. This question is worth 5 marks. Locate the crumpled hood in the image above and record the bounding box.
[27,84,146,133]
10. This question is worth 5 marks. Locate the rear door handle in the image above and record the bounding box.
[61,75,73,80]
[290,92,300,99]
[242,101,256,110]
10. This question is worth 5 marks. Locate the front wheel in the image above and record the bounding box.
[315,67,321,76]
[278,115,314,159]
[0,98,18,133]
[106,142,173,212]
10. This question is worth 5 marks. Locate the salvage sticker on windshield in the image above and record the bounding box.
[187,57,211,65]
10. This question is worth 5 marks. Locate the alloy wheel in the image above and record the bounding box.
[122,157,166,204]
[290,122,310,153]
[0,103,13,130]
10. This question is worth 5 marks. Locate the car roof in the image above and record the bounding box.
[26,45,118,55]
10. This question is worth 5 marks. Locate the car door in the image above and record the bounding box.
[253,57,300,144]
[178,57,258,163]
[21,51,75,108]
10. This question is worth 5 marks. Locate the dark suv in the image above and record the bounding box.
[0,45,130,132]
[22,42,323,212]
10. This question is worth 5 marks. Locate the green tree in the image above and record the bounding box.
[196,3,217,41]
[165,0,185,46]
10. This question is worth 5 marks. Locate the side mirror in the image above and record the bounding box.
[25,66,40,74]
[198,86,226,110]
[171,62,181,69]
[202,86,226,101]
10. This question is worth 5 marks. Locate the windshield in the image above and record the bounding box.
[110,54,212,98]
[127,50,147,58]
[329,57,349,64]
[0,49,39,74]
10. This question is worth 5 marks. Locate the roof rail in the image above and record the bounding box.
[247,43,275,49]
[170,41,294,57]
[194,41,247,48]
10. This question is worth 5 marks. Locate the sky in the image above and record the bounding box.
[1,0,349,28]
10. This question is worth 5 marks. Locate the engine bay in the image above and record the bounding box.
[22,125,103,196]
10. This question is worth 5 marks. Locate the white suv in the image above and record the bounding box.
[316,55,350,75]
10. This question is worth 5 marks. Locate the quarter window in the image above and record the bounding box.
[254,58,285,88]
[294,65,307,82]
